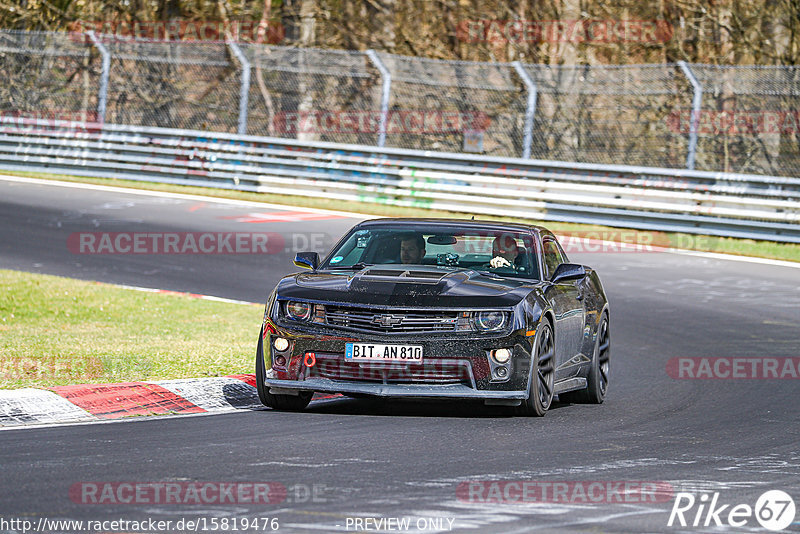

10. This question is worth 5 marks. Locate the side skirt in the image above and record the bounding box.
[554,377,588,395]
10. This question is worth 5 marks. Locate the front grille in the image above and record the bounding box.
[324,304,459,334]
[309,355,470,384]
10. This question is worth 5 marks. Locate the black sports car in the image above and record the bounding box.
[256,219,610,416]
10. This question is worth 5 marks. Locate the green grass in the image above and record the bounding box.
[0,269,262,389]
[5,170,800,263]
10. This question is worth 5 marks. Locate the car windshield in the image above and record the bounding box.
[322,225,540,279]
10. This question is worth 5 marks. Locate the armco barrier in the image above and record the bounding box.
[1,117,798,243]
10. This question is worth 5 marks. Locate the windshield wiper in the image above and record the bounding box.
[328,262,371,270]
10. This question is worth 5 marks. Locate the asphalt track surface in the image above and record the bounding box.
[1,176,799,533]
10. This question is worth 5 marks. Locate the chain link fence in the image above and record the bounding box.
[377,53,526,157]
[103,40,242,132]
[523,64,693,169]
[240,45,382,145]
[0,31,101,121]
[1,30,798,177]
[690,65,800,176]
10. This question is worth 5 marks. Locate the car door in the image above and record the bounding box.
[541,235,586,379]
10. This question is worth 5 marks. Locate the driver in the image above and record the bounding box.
[489,234,520,269]
[399,232,426,264]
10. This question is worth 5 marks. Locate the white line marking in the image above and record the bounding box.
[114,283,258,305]
[556,235,800,270]
[0,404,265,432]
[503,506,663,532]
[198,294,259,305]
[0,174,374,220]
[666,248,800,269]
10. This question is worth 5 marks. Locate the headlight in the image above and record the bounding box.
[473,311,507,332]
[286,301,312,321]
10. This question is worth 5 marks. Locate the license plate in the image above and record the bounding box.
[345,343,423,362]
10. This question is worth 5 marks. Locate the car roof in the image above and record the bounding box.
[354,218,548,235]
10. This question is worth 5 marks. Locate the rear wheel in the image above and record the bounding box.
[256,328,313,411]
[516,321,555,417]
[560,313,609,404]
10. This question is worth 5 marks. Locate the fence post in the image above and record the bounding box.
[513,61,537,159]
[365,50,391,148]
[677,61,703,170]
[227,41,251,135]
[86,31,110,124]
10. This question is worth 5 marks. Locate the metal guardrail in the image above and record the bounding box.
[1,117,799,243]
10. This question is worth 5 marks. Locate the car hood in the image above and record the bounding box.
[275,266,538,307]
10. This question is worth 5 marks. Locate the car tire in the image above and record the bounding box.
[255,327,313,411]
[516,321,555,417]
[560,313,609,404]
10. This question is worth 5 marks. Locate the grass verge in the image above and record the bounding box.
[0,268,261,389]
[4,170,800,263]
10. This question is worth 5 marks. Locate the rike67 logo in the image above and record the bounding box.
[668,490,796,531]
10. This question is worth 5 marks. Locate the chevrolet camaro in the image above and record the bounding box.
[256,219,610,416]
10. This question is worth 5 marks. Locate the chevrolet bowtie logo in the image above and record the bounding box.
[372,314,404,327]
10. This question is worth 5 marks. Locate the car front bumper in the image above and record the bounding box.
[263,377,529,400]
[261,320,536,400]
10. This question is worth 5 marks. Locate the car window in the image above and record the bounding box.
[322,226,540,279]
[543,238,566,279]
[554,238,569,263]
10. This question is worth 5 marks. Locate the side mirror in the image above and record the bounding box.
[294,252,319,271]
[551,263,586,283]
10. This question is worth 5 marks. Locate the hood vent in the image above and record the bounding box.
[361,269,446,284]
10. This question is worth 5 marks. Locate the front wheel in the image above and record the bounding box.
[256,328,313,411]
[516,321,555,416]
